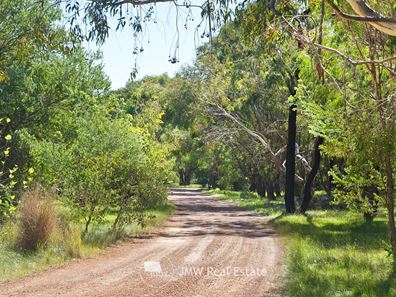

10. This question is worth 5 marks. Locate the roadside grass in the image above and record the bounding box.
[0,201,175,283]
[206,189,396,297]
[206,189,284,218]
[169,183,205,188]
[83,202,175,251]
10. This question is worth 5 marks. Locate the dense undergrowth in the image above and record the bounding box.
[208,189,396,297]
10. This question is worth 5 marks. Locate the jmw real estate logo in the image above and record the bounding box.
[181,266,267,277]
[143,261,267,278]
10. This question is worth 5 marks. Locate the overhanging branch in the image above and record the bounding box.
[295,33,396,66]
[325,0,396,24]
[326,0,396,36]
[114,0,173,6]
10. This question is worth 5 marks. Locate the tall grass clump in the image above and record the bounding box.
[18,187,57,250]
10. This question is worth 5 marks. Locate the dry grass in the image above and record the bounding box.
[18,187,57,250]
[0,199,174,282]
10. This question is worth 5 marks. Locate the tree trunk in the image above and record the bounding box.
[83,201,97,236]
[326,158,335,198]
[185,169,192,185]
[267,182,276,200]
[367,42,396,266]
[363,186,379,223]
[284,103,297,213]
[257,175,266,198]
[249,173,258,192]
[300,136,324,213]
[249,170,258,192]
[274,174,281,197]
[179,169,192,185]
[384,154,396,266]
[84,214,92,236]
[112,205,124,235]
[179,170,185,185]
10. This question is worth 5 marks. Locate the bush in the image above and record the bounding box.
[18,187,57,250]
[28,113,174,234]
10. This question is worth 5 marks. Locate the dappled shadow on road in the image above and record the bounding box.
[159,189,276,239]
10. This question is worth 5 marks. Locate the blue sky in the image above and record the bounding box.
[85,3,207,89]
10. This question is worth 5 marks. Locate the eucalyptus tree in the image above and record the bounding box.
[294,0,396,264]
[192,20,315,202]
[0,0,60,72]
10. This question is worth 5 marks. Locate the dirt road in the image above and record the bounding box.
[0,189,284,297]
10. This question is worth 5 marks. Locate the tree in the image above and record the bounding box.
[299,11,396,263]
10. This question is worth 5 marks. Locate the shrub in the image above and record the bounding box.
[28,113,173,234]
[18,187,57,250]
[0,117,18,221]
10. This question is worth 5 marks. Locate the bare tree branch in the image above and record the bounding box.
[209,101,307,184]
[270,0,396,36]
[294,32,396,66]
[325,0,396,24]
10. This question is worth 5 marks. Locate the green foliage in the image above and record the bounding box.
[0,118,18,220]
[2,0,396,288]
[0,0,62,70]
[0,0,174,238]
[26,105,173,232]
[0,0,169,283]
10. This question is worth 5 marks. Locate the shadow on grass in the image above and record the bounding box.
[272,214,388,251]
[207,189,396,296]
[285,244,396,297]
[274,214,396,297]
[208,189,285,216]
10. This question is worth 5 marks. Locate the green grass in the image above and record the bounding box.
[0,202,175,283]
[169,183,206,188]
[207,189,396,297]
[206,189,284,218]
[82,203,175,250]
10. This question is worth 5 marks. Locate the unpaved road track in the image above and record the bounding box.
[0,189,284,297]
